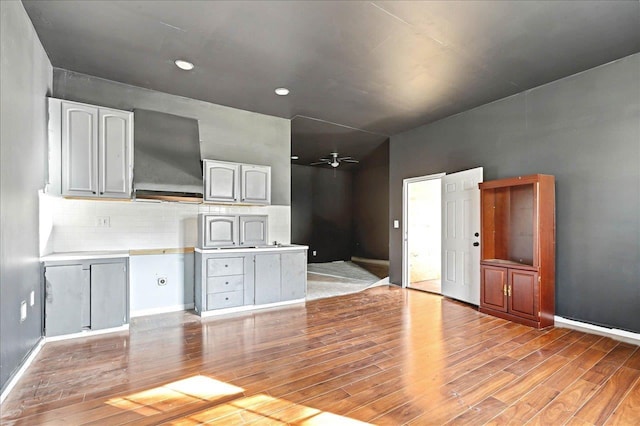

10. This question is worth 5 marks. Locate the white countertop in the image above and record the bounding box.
[41,250,130,262]
[195,244,308,254]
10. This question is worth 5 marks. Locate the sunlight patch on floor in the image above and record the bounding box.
[105,374,372,425]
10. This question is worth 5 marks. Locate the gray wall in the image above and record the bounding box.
[353,141,389,260]
[0,1,52,391]
[291,165,354,262]
[390,54,640,333]
[53,69,291,205]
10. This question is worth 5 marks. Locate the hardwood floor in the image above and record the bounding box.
[2,286,638,425]
[409,279,441,294]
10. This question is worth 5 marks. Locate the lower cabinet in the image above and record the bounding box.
[195,249,307,314]
[44,258,128,337]
[480,264,543,328]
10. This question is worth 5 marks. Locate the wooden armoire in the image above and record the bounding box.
[478,174,555,328]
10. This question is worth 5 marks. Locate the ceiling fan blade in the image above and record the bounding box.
[337,156,353,160]
[310,161,329,166]
[342,159,359,163]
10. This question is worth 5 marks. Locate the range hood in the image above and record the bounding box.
[133,109,203,201]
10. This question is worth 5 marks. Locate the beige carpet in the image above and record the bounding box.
[306,261,387,301]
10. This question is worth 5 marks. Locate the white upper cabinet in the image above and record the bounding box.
[241,165,271,205]
[203,160,240,203]
[99,109,132,198]
[203,160,271,205]
[62,102,99,196]
[52,98,133,198]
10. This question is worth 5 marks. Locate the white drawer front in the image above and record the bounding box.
[207,275,243,293]
[207,291,244,310]
[207,257,244,276]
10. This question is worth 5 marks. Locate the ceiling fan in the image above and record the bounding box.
[310,152,359,168]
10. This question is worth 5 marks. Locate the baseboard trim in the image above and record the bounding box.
[554,316,640,346]
[130,303,195,318]
[1,338,45,404]
[44,324,130,343]
[197,299,305,317]
[350,257,390,266]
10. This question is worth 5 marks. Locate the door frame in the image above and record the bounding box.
[402,173,446,288]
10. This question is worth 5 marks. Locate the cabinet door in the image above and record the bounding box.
[254,254,281,305]
[239,216,268,246]
[202,215,238,247]
[45,265,89,336]
[508,269,538,321]
[281,251,306,301]
[99,109,132,198]
[480,265,507,312]
[62,102,99,196]
[91,262,127,330]
[204,161,240,203]
[241,165,271,205]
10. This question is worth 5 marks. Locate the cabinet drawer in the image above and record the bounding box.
[207,291,244,310]
[207,275,243,293]
[207,257,243,276]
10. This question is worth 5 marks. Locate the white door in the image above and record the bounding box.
[441,167,483,305]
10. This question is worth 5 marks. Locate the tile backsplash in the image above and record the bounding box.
[40,194,291,254]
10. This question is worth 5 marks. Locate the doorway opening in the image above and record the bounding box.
[403,173,444,293]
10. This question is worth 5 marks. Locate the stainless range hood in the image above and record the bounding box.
[133,109,203,201]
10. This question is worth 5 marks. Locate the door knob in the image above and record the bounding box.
[473,242,479,247]
[474,232,480,237]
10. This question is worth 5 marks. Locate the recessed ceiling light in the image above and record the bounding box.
[175,59,194,71]
[275,87,290,96]
[291,155,299,160]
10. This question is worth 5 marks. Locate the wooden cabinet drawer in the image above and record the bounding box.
[207,290,244,310]
[207,275,243,293]
[207,257,243,276]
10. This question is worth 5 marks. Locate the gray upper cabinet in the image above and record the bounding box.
[241,165,271,205]
[239,215,268,246]
[203,159,271,205]
[53,98,133,198]
[199,215,239,248]
[203,160,240,203]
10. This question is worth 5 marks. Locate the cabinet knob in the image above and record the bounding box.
[225,281,229,285]
[225,297,229,301]
[225,264,228,267]
[92,191,96,194]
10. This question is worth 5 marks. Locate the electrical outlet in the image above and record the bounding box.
[312,251,317,256]
[20,301,27,322]
[157,277,168,286]
[30,290,35,307]
[96,216,111,227]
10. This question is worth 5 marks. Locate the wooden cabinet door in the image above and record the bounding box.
[99,109,132,198]
[481,265,507,312]
[204,161,239,203]
[281,251,307,301]
[91,262,127,330]
[202,215,238,247]
[241,165,271,205]
[45,265,88,336]
[239,215,268,246]
[62,102,99,196]
[508,269,538,321]
[254,254,281,305]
